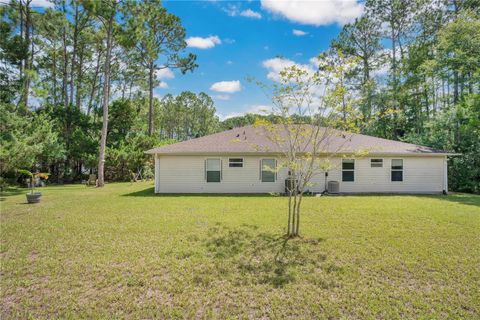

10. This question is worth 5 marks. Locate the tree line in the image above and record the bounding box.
[1,0,215,185]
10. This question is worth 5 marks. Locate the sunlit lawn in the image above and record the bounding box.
[1,182,479,319]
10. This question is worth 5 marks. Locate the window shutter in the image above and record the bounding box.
[275,159,277,181]
[204,159,207,181]
[220,159,223,180]
[259,160,262,180]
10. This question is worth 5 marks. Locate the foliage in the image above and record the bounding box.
[158,91,219,140]
[0,103,65,177]
[16,169,49,193]
[253,59,365,237]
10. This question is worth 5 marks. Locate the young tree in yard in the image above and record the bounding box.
[253,56,364,238]
[125,0,197,136]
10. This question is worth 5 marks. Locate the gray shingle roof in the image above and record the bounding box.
[146,125,452,155]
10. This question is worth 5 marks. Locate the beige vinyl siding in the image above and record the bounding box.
[155,155,445,194]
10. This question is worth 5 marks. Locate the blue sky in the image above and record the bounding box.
[28,0,365,118]
[158,0,364,119]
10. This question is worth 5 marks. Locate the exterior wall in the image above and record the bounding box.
[155,155,446,194]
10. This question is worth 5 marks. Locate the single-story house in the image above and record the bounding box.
[146,125,455,194]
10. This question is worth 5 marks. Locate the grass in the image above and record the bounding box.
[1,182,479,319]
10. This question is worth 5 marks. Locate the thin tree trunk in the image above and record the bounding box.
[62,22,69,108]
[295,194,302,237]
[76,43,85,110]
[21,0,31,113]
[70,2,79,107]
[148,61,155,136]
[52,43,57,105]
[87,52,101,116]
[97,9,115,187]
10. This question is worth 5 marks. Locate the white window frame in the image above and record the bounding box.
[370,158,383,168]
[342,159,355,182]
[260,158,277,183]
[391,159,404,182]
[228,158,244,168]
[205,158,222,183]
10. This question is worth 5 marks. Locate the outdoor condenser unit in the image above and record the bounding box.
[327,181,340,194]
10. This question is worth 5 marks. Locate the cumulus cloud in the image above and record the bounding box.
[240,9,262,19]
[224,5,262,19]
[31,0,54,8]
[262,57,315,82]
[261,0,363,26]
[155,68,175,80]
[292,29,308,36]
[210,80,242,93]
[217,104,274,121]
[186,36,221,49]
[158,82,169,89]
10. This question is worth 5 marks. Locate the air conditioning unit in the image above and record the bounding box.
[327,181,340,194]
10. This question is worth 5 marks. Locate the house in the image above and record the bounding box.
[146,125,454,194]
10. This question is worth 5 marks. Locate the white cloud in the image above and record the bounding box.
[153,92,163,100]
[186,36,221,49]
[155,68,175,80]
[262,57,315,82]
[224,5,262,19]
[261,0,363,26]
[158,82,169,89]
[292,29,308,36]
[226,60,233,65]
[31,0,54,8]
[217,112,244,121]
[240,9,262,19]
[248,104,273,114]
[210,80,242,93]
[217,104,274,121]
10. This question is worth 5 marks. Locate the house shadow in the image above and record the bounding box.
[196,224,329,288]
[122,187,277,198]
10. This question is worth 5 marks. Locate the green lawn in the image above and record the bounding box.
[1,182,479,319]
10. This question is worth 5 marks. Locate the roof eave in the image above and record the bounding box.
[145,151,460,156]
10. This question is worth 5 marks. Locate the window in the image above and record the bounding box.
[391,159,403,181]
[205,159,221,182]
[261,159,276,182]
[229,158,243,168]
[371,159,383,168]
[342,159,355,182]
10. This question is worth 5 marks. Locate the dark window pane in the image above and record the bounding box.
[342,160,354,170]
[371,159,383,167]
[229,163,243,167]
[207,171,221,182]
[391,171,403,181]
[262,171,275,182]
[229,158,243,167]
[342,171,354,182]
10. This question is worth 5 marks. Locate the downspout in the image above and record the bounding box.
[443,156,448,195]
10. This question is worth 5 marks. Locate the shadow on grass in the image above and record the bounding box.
[0,187,26,201]
[198,224,331,288]
[402,193,480,208]
[122,187,278,197]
